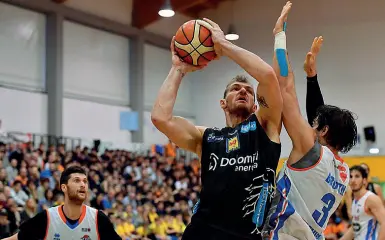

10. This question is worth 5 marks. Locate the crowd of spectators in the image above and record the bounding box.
[0,138,359,240]
[0,140,201,240]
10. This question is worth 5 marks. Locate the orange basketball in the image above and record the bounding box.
[174,20,216,66]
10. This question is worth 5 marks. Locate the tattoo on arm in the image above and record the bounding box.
[257,94,269,108]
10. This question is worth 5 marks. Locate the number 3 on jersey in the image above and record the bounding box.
[312,193,336,227]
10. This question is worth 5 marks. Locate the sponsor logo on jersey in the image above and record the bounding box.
[353,222,361,232]
[81,235,91,240]
[337,165,348,183]
[240,121,257,133]
[207,133,224,143]
[208,152,258,172]
[82,228,91,232]
[226,135,240,153]
[325,173,347,196]
[54,233,60,240]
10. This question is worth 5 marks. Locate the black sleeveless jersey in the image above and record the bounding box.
[188,113,281,239]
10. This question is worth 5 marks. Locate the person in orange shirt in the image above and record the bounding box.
[324,214,347,240]
[165,140,176,158]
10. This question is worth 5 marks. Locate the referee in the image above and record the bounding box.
[2,166,121,240]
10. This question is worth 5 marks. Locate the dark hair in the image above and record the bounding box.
[314,105,357,153]
[350,165,368,179]
[223,75,254,99]
[59,165,87,186]
[12,180,22,187]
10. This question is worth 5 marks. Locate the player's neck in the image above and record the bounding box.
[353,188,367,201]
[225,113,249,128]
[63,201,83,220]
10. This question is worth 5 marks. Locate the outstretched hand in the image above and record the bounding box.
[273,1,292,35]
[303,36,323,77]
[197,18,225,58]
[170,36,207,75]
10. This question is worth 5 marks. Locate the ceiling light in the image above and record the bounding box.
[158,0,175,17]
[225,24,239,41]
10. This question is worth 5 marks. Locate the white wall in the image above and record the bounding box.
[144,44,195,117]
[189,0,385,157]
[64,0,133,26]
[0,88,47,134]
[63,21,130,105]
[0,2,46,91]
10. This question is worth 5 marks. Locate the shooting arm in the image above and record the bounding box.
[306,75,325,125]
[272,32,316,164]
[221,40,283,136]
[151,66,205,156]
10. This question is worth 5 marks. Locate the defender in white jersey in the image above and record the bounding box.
[263,2,358,239]
[341,165,385,240]
[2,165,121,240]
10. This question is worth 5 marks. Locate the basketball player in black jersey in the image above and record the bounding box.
[151,19,283,240]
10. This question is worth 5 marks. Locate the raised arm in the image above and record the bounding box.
[151,37,207,157]
[199,18,283,141]
[304,37,325,125]
[272,2,316,165]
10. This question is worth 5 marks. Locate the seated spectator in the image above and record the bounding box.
[0,208,11,238]
[10,180,28,207]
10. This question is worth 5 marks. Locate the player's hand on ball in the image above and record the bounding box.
[273,1,292,35]
[198,18,225,58]
[303,36,323,77]
[170,36,207,74]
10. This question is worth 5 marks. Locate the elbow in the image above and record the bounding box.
[150,111,169,130]
[266,66,276,79]
[150,113,163,128]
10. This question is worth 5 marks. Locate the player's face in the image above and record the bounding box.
[349,170,366,192]
[64,173,88,204]
[223,82,255,115]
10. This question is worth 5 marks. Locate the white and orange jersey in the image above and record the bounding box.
[265,143,349,240]
[352,191,379,240]
[45,205,100,240]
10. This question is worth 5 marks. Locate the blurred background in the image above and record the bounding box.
[0,0,384,239]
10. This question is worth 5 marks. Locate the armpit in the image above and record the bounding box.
[290,141,321,169]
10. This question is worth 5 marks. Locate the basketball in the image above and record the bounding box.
[174,20,216,66]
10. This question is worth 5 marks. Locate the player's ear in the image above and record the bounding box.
[363,178,368,186]
[319,125,329,137]
[220,99,227,109]
[252,103,257,112]
[61,184,67,193]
